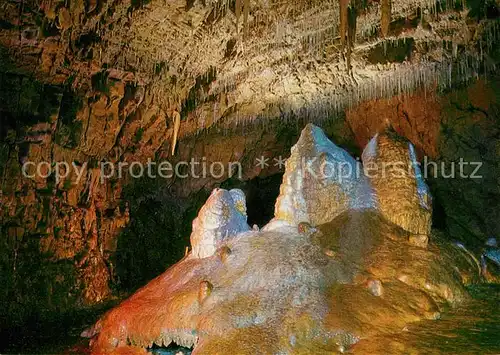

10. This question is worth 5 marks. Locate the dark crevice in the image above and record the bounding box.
[180,66,217,119]
[367,38,414,64]
[220,174,283,227]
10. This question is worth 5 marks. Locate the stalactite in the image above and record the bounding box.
[381,0,391,38]
[243,0,250,40]
[346,5,357,73]
[347,5,357,47]
[235,0,242,33]
[171,111,181,156]
[339,0,349,47]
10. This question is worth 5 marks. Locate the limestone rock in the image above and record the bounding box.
[409,234,429,248]
[367,279,383,297]
[89,210,469,355]
[88,125,474,355]
[362,128,432,235]
[56,7,72,31]
[273,123,375,226]
[2,0,495,132]
[190,188,250,259]
[198,280,213,304]
[345,81,500,247]
[482,238,500,282]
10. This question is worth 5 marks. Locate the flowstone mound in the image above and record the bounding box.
[87,124,479,354]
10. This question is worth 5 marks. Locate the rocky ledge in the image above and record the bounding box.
[86,124,481,354]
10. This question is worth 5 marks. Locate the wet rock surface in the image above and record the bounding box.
[88,125,479,354]
[190,188,250,259]
[361,128,432,235]
[273,124,374,226]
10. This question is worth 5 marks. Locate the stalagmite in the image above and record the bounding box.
[271,123,375,227]
[88,125,474,355]
[190,188,250,258]
[361,128,432,236]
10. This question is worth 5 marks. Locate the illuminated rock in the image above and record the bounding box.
[271,123,375,228]
[88,125,476,355]
[482,238,500,283]
[190,188,250,259]
[362,128,432,236]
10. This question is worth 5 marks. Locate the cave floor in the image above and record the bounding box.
[352,284,500,353]
[1,285,498,354]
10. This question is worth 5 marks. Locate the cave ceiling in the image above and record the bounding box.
[0,0,499,133]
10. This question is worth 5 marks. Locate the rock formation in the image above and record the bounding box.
[190,188,250,258]
[0,1,499,350]
[482,238,500,283]
[87,125,479,354]
[0,0,497,132]
[272,123,375,227]
[345,79,500,246]
[361,127,432,244]
[1,74,499,352]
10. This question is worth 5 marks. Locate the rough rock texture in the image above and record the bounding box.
[482,245,500,283]
[0,1,498,349]
[0,71,333,337]
[361,128,432,236]
[346,79,500,247]
[272,124,374,226]
[190,188,250,258]
[0,78,140,307]
[88,125,478,354]
[1,72,499,345]
[0,0,498,136]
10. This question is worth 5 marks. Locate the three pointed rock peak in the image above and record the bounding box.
[272,123,431,235]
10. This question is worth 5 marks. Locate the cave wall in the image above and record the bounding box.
[0,70,356,332]
[0,72,188,332]
[0,72,499,335]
